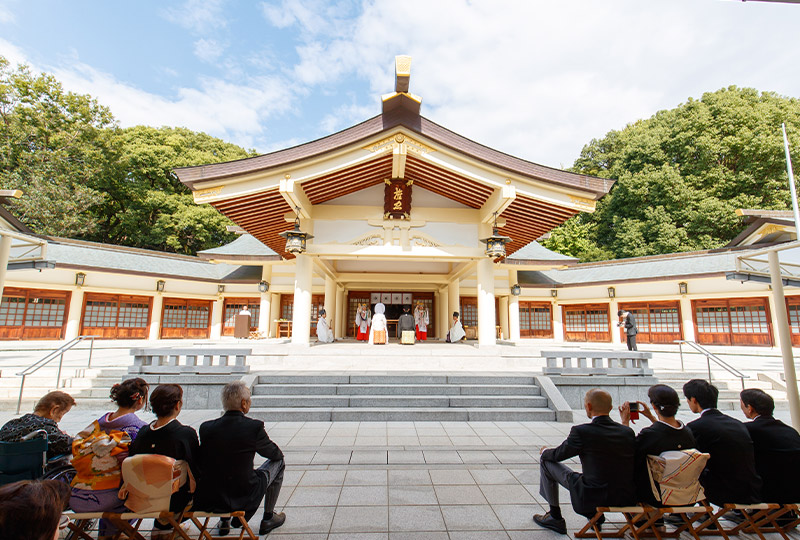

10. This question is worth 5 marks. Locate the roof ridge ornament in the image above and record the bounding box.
[382,55,422,116]
[395,55,411,93]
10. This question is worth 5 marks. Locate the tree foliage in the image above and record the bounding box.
[544,87,800,260]
[0,57,255,254]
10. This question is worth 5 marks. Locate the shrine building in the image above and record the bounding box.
[172,56,613,346]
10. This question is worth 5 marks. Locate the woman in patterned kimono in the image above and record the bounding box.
[368,303,388,345]
[414,302,429,341]
[355,304,371,342]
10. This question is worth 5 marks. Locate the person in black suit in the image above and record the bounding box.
[619,384,696,506]
[683,379,761,505]
[194,381,285,536]
[534,389,636,534]
[617,310,638,351]
[740,388,800,503]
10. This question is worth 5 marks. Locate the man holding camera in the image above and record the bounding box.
[617,309,638,351]
[534,389,636,534]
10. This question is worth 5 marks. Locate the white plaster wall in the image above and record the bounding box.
[312,220,372,244]
[418,222,478,247]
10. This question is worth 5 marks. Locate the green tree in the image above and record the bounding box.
[546,86,800,260]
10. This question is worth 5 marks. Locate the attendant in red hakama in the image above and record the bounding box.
[414,302,429,341]
[355,304,371,341]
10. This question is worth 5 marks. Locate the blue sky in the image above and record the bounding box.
[1,0,798,169]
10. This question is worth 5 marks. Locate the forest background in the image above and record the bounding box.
[1,55,799,259]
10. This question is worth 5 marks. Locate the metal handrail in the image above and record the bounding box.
[674,340,749,389]
[15,335,100,413]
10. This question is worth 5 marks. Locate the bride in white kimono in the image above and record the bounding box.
[368,303,388,345]
[316,308,334,343]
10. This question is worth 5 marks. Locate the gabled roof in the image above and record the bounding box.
[197,234,279,261]
[505,241,577,265]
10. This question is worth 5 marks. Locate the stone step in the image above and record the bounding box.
[252,384,541,396]
[255,373,538,385]
[250,395,548,408]
[248,407,556,422]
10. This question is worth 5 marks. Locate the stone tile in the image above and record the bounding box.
[481,484,536,505]
[298,470,346,486]
[508,468,539,485]
[449,436,486,446]
[345,469,388,486]
[328,534,388,540]
[387,436,420,446]
[355,436,388,446]
[418,436,452,446]
[448,532,511,540]
[507,530,563,540]
[310,450,352,464]
[269,533,327,539]
[338,485,388,506]
[322,437,357,447]
[428,469,475,485]
[269,506,335,534]
[388,485,438,506]
[286,436,324,447]
[388,505,446,532]
[422,450,462,464]
[492,450,536,464]
[351,450,388,464]
[388,450,425,464]
[458,450,499,463]
[440,505,503,531]
[481,436,517,446]
[285,486,342,507]
[389,532,449,540]
[330,505,389,533]
[281,469,305,487]
[283,451,316,465]
[388,469,432,485]
[434,484,488,505]
[469,469,519,485]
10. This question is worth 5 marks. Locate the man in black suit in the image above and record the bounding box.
[617,309,638,351]
[194,381,286,536]
[740,388,800,503]
[683,379,761,505]
[534,389,636,534]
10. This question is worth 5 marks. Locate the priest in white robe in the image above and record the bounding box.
[446,311,465,342]
[316,308,334,343]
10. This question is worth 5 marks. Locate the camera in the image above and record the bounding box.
[629,401,640,420]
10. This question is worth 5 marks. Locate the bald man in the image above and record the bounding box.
[534,389,636,534]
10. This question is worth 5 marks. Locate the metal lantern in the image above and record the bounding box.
[479,212,511,258]
[75,272,86,287]
[607,286,616,298]
[678,282,688,295]
[218,284,225,294]
[279,207,314,255]
[156,280,166,292]
[258,280,269,293]
[510,284,522,296]
[550,289,558,298]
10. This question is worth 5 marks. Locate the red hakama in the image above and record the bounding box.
[357,329,369,341]
[415,325,427,341]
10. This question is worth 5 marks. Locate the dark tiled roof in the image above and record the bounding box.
[197,234,279,260]
[505,241,577,264]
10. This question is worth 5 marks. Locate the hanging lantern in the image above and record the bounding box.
[479,212,511,258]
[279,207,314,255]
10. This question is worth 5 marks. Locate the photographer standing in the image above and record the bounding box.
[617,309,638,351]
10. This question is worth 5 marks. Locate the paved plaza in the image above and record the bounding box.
[5,405,789,540]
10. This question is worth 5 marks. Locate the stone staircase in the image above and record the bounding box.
[249,372,556,421]
[655,370,788,410]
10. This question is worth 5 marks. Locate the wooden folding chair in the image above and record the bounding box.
[65,510,257,540]
[185,511,257,540]
[575,502,729,540]
[744,503,799,539]
[707,503,783,540]
[575,505,649,539]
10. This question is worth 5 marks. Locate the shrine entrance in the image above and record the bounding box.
[346,291,435,338]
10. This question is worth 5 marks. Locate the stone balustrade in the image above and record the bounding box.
[541,350,653,376]
[128,348,251,375]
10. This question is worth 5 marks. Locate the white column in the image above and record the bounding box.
[499,296,509,341]
[149,294,163,340]
[439,287,449,339]
[324,274,336,325]
[258,266,272,335]
[269,293,281,338]
[508,270,520,341]
[679,296,695,341]
[291,254,312,345]
[477,257,496,346]
[210,297,224,339]
[448,279,460,321]
[769,250,800,431]
[335,286,345,338]
[609,299,622,345]
[64,288,84,340]
[0,235,11,300]
[553,301,564,343]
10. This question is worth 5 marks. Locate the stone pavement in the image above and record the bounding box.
[10,407,789,539]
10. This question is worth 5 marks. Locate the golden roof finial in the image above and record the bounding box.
[395,55,411,93]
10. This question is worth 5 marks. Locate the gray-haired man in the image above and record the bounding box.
[194,381,286,536]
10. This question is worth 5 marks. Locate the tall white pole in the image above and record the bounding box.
[781,123,800,234]
[769,250,800,431]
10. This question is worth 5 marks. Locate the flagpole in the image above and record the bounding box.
[782,123,800,232]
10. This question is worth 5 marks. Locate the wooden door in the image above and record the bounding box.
[787,296,800,346]
[81,294,152,339]
[617,301,682,344]
[693,298,772,346]
[0,288,70,340]
[519,302,553,338]
[562,304,611,342]
[222,298,260,336]
[279,294,324,337]
[160,299,212,339]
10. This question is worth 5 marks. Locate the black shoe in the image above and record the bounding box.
[214,517,231,537]
[259,512,286,535]
[533,512,568,535]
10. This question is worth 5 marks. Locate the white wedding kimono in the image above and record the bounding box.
[448,319,465,342]
[316,315,334,343]
[368,303,388,344]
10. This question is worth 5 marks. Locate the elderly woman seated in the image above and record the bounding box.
[0,391,75,460]
[129,384,199,539]
[0,479,71,540]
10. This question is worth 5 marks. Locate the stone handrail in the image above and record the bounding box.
[541,349,653,376]
[129,348,252,375]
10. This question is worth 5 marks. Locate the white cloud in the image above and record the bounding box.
[193,38,226,63]
[162,0,228,34]
[0,5,14,24]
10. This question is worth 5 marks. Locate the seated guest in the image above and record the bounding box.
[619,385,696,506]
[316,308,334,343]
[397,305,415,340]
[683,379,761,505]
[70,378,149,540]
[194,381,286,536]
[740,388,800,503]
[0,391,75,459]
[534,389,635,534]
[0,479,71,540]
[446,311,465,342]
[129,384,199,539]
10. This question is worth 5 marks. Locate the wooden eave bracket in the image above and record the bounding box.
[391,143,408,178]
[480,184,516,223]
[279,176,313,219]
